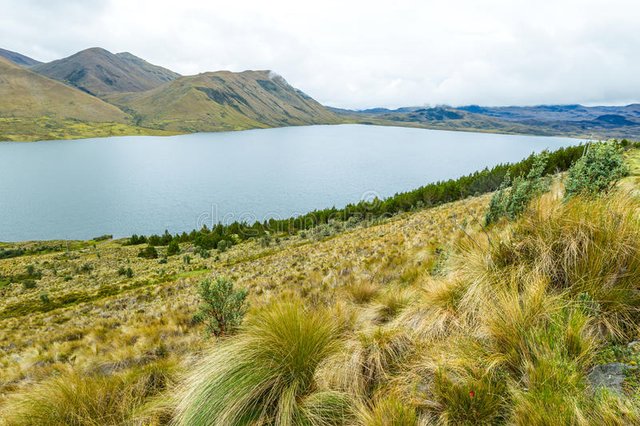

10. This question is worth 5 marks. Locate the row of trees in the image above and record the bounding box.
[126,141,636,251]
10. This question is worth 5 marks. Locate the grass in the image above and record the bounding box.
[2,150,640,423]
[0,117,178,142]
[0,359,177,425]
[174,301,352,425]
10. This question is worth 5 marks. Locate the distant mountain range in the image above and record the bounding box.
[333,104,640,139]
[0,46,638,141]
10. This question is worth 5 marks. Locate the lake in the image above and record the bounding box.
[0,124,580,242]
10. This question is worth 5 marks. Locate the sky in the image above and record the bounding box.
[1,0,639,109]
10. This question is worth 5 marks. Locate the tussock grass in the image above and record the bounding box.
[357,395,418,426]
[318,326,413,398]
[395,277,471,340]
[486,194,640,340]
[344,280,380,304]
[1,360,176,426]
[174,301,353,425]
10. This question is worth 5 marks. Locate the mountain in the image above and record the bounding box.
[0,48,42,67]
[105,70,340,132]
[32,47,180,97]
[338,104,640,139]
[0,56,127,122]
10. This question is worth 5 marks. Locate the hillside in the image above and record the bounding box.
[1,145,640,424]
[0,57,179,141]
[0,56,128,122]
[0,48,41,67]
[105,70,341,132]
[32,47,180,97]
[339,104,640,139]
[0,46,341,140]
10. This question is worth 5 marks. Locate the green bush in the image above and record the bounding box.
[564,142,628,198]
[486,152,549,224]
[22,279,37,290]
[195,247,210,259]
[78,263,93,274]
[194,277,248,337]
[137,245,158,259]
[166,239,180,256]
[117,266,134,278]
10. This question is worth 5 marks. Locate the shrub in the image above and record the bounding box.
[78,263,93,274]
[175,302,352,425]
[565,142,628,198]
[194,276,248,337]
[21,279,37,290]
[485,152,549,224]
[117,266,134,278]
[166,239,180,256]
[26,264,41,278]
[126,234,147,245]
[195,247,210,259]
[138,245,158,259]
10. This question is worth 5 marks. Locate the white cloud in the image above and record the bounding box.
[1,0,639,108]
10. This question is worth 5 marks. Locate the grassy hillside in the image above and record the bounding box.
[0,117,178,142]
[0,57,128,122]
[0,146,639,424]
[106,70,342,132]
[0,47,341,140]
[32,48,180,97]
[0,57,178,141]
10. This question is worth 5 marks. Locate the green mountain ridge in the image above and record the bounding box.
[105,70,341,132]
[0,47,340,141]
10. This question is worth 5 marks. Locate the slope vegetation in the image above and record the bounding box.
[1,146,640,424]
[106,70,341,132]
[32,47,180,97]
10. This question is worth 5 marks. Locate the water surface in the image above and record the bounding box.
[0,125,580,241]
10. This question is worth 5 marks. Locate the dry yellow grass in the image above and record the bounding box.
[0,194,489,415]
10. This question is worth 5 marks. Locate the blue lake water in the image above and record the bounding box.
[0,124,581,241]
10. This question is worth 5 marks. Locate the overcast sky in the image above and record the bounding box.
[1,0,639,109]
